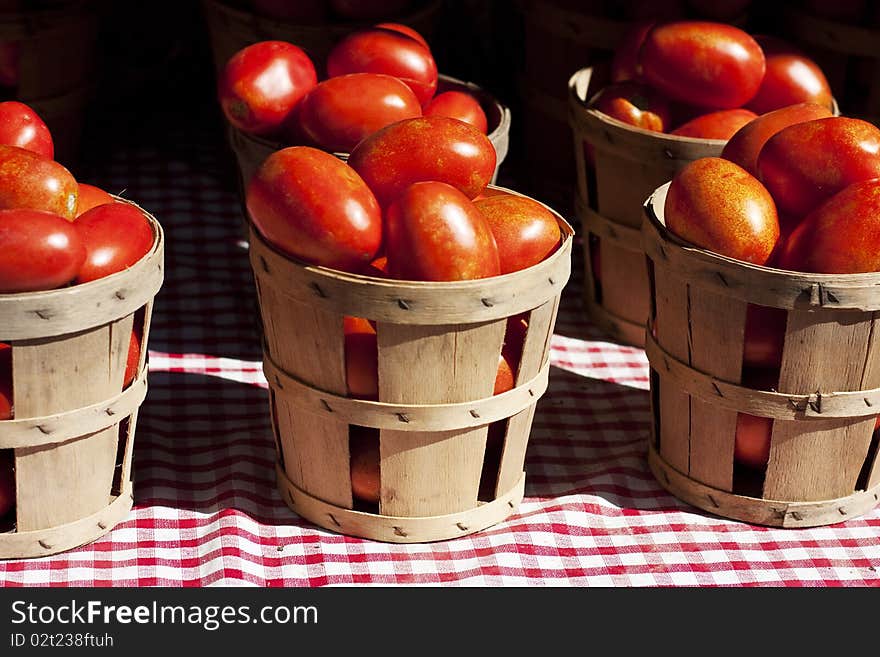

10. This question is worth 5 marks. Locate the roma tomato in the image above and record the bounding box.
[74,203,154,284]
[0,145,77,219]
[327,27,437,105]
[495,352,514,395]
[349,425,380,504]
[362,255,389,278]
[746,36,833,115]
[0,451,13,519]
[670,108,757,140]
[474,194,561,274]
[218,41,317,137]
[374,22,429,49]
[640,21,765,108]
[721,102,833,176]
[0,209,85,292]
[610,21,654,82]
[247,146,382,271]
[123,327,141,389]
[423,91,487,133]
[776,179,880,274]
[331,0,412,20]
[75,183,115,217]
[297,73,421,153]
[757,117,880,218]
[385,181,500,281]
[734,413,772,469]
[0,101,53,158]
[344,316,378,400]
[349,116,496,206]
[0,343,11,421]
[665,157,779,265]
[503,313,529,371]
[589,81,671,132]
[743,304,786,369]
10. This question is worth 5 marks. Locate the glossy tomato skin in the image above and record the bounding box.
[297,73,421,153]
[74,203,154,284]
[349,116,496,207]
[743,304,786,369]
[0,101,53,159]
[665,157,779,265]
[777,179,880,274]
[75,183,115,217]
[326,27,437,105]
[0,343,11,421]
[349,425,380,504]
[746,36,833,115]
[721,102,833,176]
[423,91,487,133]
[385,181,500,281]
[247,146,382,271]
[757,117,880,218]
[0,209,85,292]
[590,81,671,132]
[374,22,429,49]
[0,145,77,219]
[734,413,772,469]
[474,195,561,274]
[0,450,14,519]
[640,21,765,108]
[610,21,654,82]
[218,41,317,137]
[494,352,514,395]
[670,108,757,140]
[344,316,378,400]
[123,328,141,389]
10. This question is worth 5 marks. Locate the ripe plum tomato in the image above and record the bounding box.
[474,194,561,274]
[349,425,380,504]
[423,91,487,133]
[385,181,500,281]
[297,73,421,153]
[670,109,757,140]
[123,328,141,389]
[746,36,833,114]
[0,343,11,421]
[743,304,786,369]
[734,413,772,469]
[374,22,429,49]
[0,451,14,518]
[344,316,378,400]
[0,145,77,219]
[640,21,765,108]
[494,353,514,395]
[0,101,53,158]
[246,147,382,271]
[664,157,779,265]
[589,81,671,132]
[0,209,85,292]
[218,40,317,137]
[75,183,115,217]
[74,203,154,284]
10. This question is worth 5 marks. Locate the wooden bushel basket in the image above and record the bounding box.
[0,204,164,558]
[248,188,572,542]
[643,183,880,528]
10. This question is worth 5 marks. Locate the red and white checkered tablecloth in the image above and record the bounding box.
[1,127,879,588]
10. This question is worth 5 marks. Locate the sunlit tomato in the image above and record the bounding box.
[721,102,833,176]
[344,316,378,400]
[757,117,880,218]
[670,109,757,140]
[327,27,437,105]
[297,73,421,153]
[218,40,317,137]
[374,22,429,49]
[0,145,77,219]
[743,304,786,369]
[0,40,19,88]
[0,101,53,158]
[777,179,880,274]
[349,425,380,504]
[247,146,382,271]
[251,0,326,21]
[423,91,487,133]
[349,116,496,206]
[495,352,515,395]
[665,157,779,264]
[640,21,765,108]
[734,413,772,469]
[0,209,85,292]
[385,181,500,281]
[0,450,14,519]
[746,36,833,115]
[75,183,115,217]
[362,255,389,278]
[331,0,412,20]
[123,327,141,389]
[590,81,671,132]
[74,203,154,284]
[0,343,11,421]
[611,21,654,82]
[474,195,561,274]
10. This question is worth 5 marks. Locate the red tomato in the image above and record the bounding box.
[423,91,487,133]
[746,36,833,115]
[875,415,880,432]
[494,352,515,395]
[0,145,77,219]
[374,22,430,49]
[363,255,389,278]
[0,450,14,519]
[385,181,500,281]
[218,41,317,137]
[611,21,654,82]
[640,21,765,108]
[0,40,19,88]
[247,146,382,271]
[0,101,53,159]
[743,304,786,369]
[297,73,421,153]
[0,343,11,421]
[590,81,671,132]
[75,183,115,217]
[777,179,880,274]
[734,413,772,469]
[344,316,378,400]
[74,203,154,284]
[348,116,496,206]
[757,117,880,218]
[503,313,529,371]
[327,27,437,105]
[665,157,779,265]
[349,425,380,504]
[331,0,412,20]
[251,0,326,21]
[123,323,143,389]
[721,102,833,176]
[670,109,757,140]
[0,209,85,292]
[474,195,561,274]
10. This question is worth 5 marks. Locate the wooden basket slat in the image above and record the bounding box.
[599,242,650,332]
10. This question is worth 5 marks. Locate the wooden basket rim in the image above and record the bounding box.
[643,182,880,311]
[0,198,165,341]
